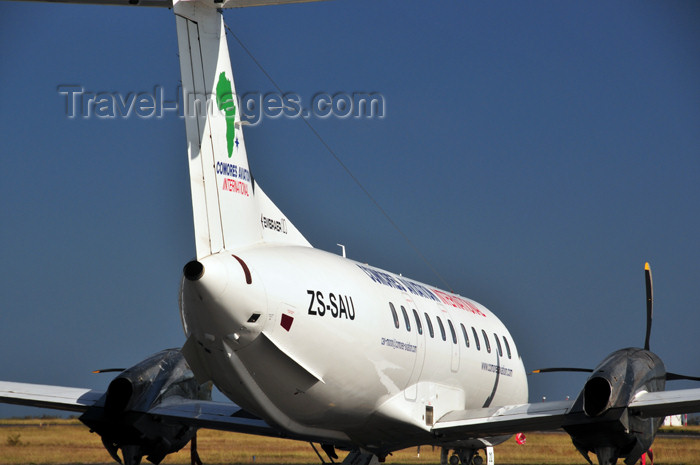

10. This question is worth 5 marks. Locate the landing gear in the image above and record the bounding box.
[340,449,381,465]
[120,445,143,465]
[191,433,203,465]
[441,447,491,465]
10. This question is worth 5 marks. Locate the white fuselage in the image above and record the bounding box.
[180,245,528,452]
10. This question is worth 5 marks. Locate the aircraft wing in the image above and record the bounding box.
[432,387,700,438]
[0,380,277,436]
[146,397,277,436]
[432,399,573,438]
[628,387,700,418]
[0,381,104,413]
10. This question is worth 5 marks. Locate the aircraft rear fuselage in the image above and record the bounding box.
[180,246,528,451]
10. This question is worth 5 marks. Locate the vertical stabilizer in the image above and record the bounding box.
[174,0,310,258]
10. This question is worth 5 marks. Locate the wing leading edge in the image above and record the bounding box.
[0,381,103,413]
[147,397,277,436]
[629,387,700,418]
[0,380,276,436]
[432,387,700,439]
[432,400,573,439]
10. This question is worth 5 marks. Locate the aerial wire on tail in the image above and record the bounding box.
[222,20,454,292]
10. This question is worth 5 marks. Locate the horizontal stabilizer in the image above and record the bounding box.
[10,0,172,6]
[10,0,330,8]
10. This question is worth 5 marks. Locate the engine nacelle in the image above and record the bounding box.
[564,348,666,465]
[80,349,212,465]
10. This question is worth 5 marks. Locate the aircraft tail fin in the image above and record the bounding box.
[174,0,311,258]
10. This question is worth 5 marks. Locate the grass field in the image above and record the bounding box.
[1,419,699,465]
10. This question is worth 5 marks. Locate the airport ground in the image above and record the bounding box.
[1,419,699,465]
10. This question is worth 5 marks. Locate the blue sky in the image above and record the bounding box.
[1,0,699,420]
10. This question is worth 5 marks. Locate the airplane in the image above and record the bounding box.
[1,1,700,465]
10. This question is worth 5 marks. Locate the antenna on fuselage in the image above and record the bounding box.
[337,244,346,258]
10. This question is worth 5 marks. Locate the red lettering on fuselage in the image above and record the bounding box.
[432,289,487,317]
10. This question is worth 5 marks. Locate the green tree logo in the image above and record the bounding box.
[216,71,236,158]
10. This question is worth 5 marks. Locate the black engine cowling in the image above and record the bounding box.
[79,349,212,465]
[564,347,666,465]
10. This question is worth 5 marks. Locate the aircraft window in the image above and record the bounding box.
[460,323,470,348]
[401,306,411,332]
[471,327,481,351]
[494,333,503,357]
[390,303,399,329]
[503,336,512,359]
[424,313,435,338]
[412,309,423,335]
[436,316,446,341]
[448,320,457,344]
[482,329,491,353]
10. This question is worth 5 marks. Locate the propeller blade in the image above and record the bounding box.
[666,372,700,382]
[644,262,653,351]
[531,368,593,374]
[92,368,126,374]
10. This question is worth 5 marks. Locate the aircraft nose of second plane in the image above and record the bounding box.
[179,253,266,350]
